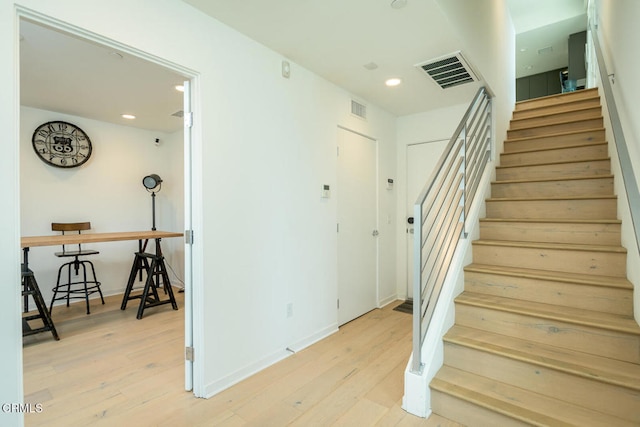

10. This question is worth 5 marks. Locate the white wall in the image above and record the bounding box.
[20,107,184,305]
[435,0,516,157]
[0,1,23,424]
[1,0,397,417]
[594,0,640,321]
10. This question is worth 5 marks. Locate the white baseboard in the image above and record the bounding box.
[379,293,399,308]
[202,322,338,398]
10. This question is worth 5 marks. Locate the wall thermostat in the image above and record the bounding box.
[321,184,331,198]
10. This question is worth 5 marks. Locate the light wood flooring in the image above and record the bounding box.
[23,292,458,426]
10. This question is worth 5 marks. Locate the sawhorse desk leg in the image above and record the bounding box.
[21,249,60,340]
[121,238,178,319]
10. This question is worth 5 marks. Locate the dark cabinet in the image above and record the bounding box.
[516,68,565,101]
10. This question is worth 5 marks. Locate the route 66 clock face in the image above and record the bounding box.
[31,121,93,168]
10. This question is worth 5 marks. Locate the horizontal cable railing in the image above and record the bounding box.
[411,87,492,373]
[591,25,640,256]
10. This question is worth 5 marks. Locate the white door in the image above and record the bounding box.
[406,140,448,299]
[337,127,377,326]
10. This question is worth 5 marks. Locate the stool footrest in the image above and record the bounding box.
[50,258,104,315]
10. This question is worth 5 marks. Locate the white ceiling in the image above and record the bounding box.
[19,1,587,133]
[20,19,187,134]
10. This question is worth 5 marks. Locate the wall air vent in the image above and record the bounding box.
[415,51,478,89]
[350,99,367,120]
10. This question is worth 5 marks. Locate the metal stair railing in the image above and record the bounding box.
[411,86,493,374]
[591,24,640,257]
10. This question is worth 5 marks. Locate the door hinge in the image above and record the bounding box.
[184,111,193,128]
[185,346,195,362]
[337,299,340,309]
[337,223,339,233]
[337,146,340,157]
[185,229,194,245]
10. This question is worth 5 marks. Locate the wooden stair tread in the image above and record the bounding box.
[472,239,626,254]
[432,366,637,427]
[493,174,614,185]
[497,157,610,170]
[513,96,601,116]
[487,194,617,202]
[510,105,602,125]
[479,218,622,225]
[445,325,640,391]
[465,263,632,289]
[455,292,640,335]
[505,128,606,144]
[515,88,599,108]
[502,142,607,158]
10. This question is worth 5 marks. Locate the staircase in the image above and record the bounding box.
[429,88,640,426]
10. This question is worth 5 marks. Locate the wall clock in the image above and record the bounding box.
[31,121,93,168]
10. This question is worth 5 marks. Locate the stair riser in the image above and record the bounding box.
[473,243,626,277]
[479,220,621,245]
[491,177,614,198]
[507,119,604,141]
[510,108,602,130]
[486,198,617,220]
[430,389,529,427]
[443,343,640,422]
[512,98,601,120]
[455,304,640,363]
[501,144,608,166]
[515,89,600,111]
[465,270,633,315]
[496,159,611,181]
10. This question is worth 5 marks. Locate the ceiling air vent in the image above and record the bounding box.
[351,99,367,120]
[415,51,478,89]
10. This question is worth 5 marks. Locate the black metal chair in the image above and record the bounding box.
[49,222,104,315]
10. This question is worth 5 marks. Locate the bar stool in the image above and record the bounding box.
[49,222,105,315]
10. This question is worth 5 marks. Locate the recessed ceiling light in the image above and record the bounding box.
[121,114,136,120]
[363,62,378,71]
[385,78,402,87]
[175,84,185,92]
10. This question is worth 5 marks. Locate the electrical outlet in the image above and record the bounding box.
[286,303,293,318]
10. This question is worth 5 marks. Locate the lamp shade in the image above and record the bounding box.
[142,174,162,191]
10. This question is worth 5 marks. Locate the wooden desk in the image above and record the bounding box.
[21,230,184,248]
[21,230,184,338]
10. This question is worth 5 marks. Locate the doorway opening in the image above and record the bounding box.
[17,10,201,416]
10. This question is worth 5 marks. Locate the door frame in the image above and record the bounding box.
[336,125,379,325]
[14,6,205,396]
